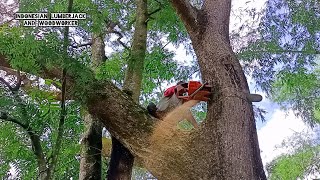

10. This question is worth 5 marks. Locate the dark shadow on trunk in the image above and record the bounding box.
[107,137,134,179]
[79,114,103,180]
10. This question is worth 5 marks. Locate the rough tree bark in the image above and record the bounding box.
[170,0,266,179]
[122,0,148,101]
[79,113,103,180]
[107,0,148,179]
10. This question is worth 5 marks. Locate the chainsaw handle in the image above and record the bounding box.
[189,82,207,98]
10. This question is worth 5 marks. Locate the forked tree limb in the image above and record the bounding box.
[169,0,200,33]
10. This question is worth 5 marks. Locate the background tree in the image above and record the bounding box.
[237,0,320,125]
[0,0,269,179]
[266,129,320,179]
[236,0,320,178]
[0,29,83,180]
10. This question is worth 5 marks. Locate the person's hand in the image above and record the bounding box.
[175,85,187,96]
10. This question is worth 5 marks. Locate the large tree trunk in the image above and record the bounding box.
[79,113,103,180]
[88,0,266,179]
[122,0,148,101]
[190,1,265,179]
[79,33,105,180]
[107,0,148,179]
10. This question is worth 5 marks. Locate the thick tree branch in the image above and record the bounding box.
[0,112,27,129]
[0,76,13,90]
[111,30,129,50]
[169,0,200,32]
[87,82,155,152]
[71,42,92,48]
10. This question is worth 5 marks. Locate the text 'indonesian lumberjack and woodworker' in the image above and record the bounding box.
[15,13,86,27]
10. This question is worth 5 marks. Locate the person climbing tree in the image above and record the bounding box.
[147,81,212,128]
[147,80,263,126]
[147,81,187,117]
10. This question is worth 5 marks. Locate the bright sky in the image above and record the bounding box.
[230,0,314,168]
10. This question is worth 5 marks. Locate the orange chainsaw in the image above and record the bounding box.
[177,81,212,101]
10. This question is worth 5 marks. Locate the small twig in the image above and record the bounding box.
[11,71,22,91]
[148,7,161,16]
[0,77,14,90]
[112,30,129,50]
[71,41,92,48]
[161,41,170,51]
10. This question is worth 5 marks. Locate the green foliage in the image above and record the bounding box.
[96,51,127,84]
[0,26,63,74]
[76,0,134,34]
[238,0,320,92]
[142,46,176,95]
[273,70,317,101]
[266,127,320,180]
[0,21,85,178]
[0,86,83,178]
[0,122,36,178]
[238,0,320,125]
[268,147,315,180]
[148,0,188,45]
[289,0,320,35]
[271,65,320,125]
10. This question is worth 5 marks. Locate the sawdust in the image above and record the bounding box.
[149,100,200,147]
[145,100,200,171]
